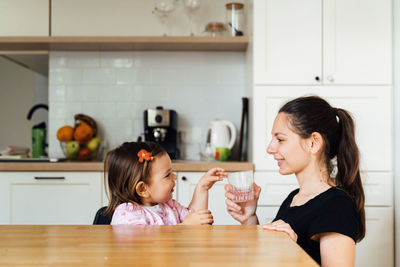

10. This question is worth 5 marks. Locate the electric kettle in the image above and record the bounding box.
[206,119,237,149]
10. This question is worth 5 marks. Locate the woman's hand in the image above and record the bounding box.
[225,183,261,224]
[197,167,227,191]
[263,220,298,242]
[181,210,214,225]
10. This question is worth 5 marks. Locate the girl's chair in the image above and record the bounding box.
[93,206,112,225]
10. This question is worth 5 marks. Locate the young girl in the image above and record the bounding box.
[225,96,365,266]
[104,141,227,225]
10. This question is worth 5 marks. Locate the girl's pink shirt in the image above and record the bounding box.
[111,199,190,225]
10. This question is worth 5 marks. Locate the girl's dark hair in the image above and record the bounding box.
[103,141,167,216]
[279,95,365,242]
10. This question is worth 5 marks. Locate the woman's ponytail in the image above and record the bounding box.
[335,109,365,242]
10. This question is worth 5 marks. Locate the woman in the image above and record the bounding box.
[225,96,365,266]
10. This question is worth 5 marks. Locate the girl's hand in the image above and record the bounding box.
[197,167,227,191]
[225,183,261,224]
[182,210,214,225]
[187,168,227,212]
[263,220,298,242]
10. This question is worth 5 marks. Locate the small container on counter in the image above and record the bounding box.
[225,2,245,36]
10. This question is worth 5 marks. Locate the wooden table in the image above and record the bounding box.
[0,161,253,172]
[0,225,318,266]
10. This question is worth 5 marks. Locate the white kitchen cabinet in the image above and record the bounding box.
[253,0,322,85]
[323,0,392,85]
[356,207,394,267]
[102,174,109,207]
[255,206,280,225]
[177,172,240,225]
[252,85,392,172]
[51,0,159,36]
[0,172,102,224]
[0,0,49,36]
[253,173,394,267]
[253,0,392,85]
[255,206,394,267]
[254,171,393,207]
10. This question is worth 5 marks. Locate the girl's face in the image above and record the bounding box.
[146,153,177,205]
[266,112,311,175]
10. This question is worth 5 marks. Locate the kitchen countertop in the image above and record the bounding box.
[0,161,254,172]
[0,225,317,267]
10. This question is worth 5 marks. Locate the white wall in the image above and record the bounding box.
[33,73,49,126]
[0,57,48,151]
[48,51,247,160]
[52,0,247,37]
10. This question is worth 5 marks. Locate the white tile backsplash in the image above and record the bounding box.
[116,103,136,119]
[82,103,117,118]
[50,69,83,84]
[49,51,246,159]
[150,67,219,86]
[50,102,82,119]
[66,52,100,68]
[100,52,134,68]
[83,69,115,84]
[116,69,151,85]
[49,52,67,68]
[49,85,67,102]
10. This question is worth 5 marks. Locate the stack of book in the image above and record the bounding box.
[0,146,30,159]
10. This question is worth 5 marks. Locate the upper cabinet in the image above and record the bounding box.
[253,0,392,85]
[0,0,49,36]
[253,0,322,85]
[323,0,392,85]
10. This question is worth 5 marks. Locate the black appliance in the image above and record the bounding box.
[144,106,179,159]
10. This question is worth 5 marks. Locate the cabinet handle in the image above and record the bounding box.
[34,176,65,180]
[327,75,334,82]
[181,176,187,181]
[315,76,320,82]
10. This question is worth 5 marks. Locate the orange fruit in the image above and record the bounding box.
[57,125,74,142]
[73,122,94,144]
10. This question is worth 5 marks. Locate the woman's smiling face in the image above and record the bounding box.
[266,112,312,175]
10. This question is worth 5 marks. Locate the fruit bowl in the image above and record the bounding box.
[60,138,101,161]
[57,114,101,161]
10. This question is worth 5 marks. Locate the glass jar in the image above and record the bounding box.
[204,22,227,37]
[225,2,244,36]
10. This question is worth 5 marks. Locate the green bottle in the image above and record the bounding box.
[32,123,46,158]
[27,104,48,158]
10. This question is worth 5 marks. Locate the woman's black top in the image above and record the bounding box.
[273,187,359,265]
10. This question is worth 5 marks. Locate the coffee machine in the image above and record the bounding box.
[144,106,179,159]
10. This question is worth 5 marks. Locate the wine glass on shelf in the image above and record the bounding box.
[183,0,201,36]
[152,0,176,36]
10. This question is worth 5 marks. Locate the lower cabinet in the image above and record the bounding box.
[254,171,394,267]
[356,207,394,267]
[255,206,280,225]
[0,172,102,225]
[255,206,394,267]
[177,172,239,225]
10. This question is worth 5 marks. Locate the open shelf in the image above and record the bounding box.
[0,36,249,52]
